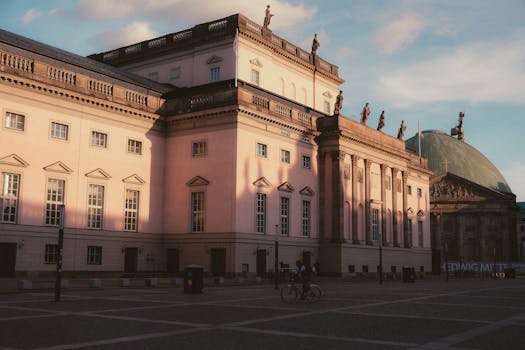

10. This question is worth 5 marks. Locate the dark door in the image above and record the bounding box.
[0,243,16,277]
[210,248,226,276]
[124,248,138,273]
[256,249,266,277]
[302,251,312,267]
[166,248,180,274]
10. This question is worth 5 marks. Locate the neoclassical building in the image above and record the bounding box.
[406,127,517,272]
[0,14,432,278]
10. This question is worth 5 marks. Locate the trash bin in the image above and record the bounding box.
[504,268,516,279]
[184,264,204,294]
[402,266,415,283]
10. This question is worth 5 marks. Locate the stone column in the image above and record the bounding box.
[318,151,327,241]
[351,154,359,244]
[380,164,387,246]
[402,171,409,248]
[392,168,399,246]
[365,159,372,244]
[331,150,345,242]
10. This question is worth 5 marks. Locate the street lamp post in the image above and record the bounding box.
[55,205,65,302]
[274,224,279,290]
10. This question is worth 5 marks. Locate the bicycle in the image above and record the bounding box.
[280,275,322,303]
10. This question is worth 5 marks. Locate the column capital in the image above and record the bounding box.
[351,154,360,165]
[402,170,409,181]
[364,158,372,170]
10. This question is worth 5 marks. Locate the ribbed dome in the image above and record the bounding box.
[406,130,512,194]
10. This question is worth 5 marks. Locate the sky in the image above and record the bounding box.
[1,0,524,200]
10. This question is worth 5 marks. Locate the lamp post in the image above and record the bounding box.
[444,241,449,281]
[55,205,65,302]
[274,224,279,290]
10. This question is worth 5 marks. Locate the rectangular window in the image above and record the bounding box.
[408,185,412,195]
[417,188,422,197]
[210,67,220,81]
[1,172,20,223]
[170,67,181,80]
[280,149,290,164]
[418,220,424,247]
[371,208,379,241]
[124,189,139,232]
[302,155,311,169]
[50,122,68,140]
[87,246,102,265]
[255,193,266,233]
[407,218,413,247]
[127,139,142,155]
[256,143,267,158]
[191,191,205,232]
[323,101,330,114]
[87,184,104,229]
[280,197,290,236]
[91,131,107,148]
[192,140,207,157]
[251,69,260,85]
[302,200,310,237]
[45,178,65,226]
[44,244,58,264]
[5,112,25,131]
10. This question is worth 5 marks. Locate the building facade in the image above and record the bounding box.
[1,14,431,278]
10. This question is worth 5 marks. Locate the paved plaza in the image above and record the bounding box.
[1,277,524,350]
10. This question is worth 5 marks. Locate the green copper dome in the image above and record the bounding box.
[406,130,512,194]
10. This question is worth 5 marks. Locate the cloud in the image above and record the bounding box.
[377,36,525,107]
[21,8,60,24]
[88,22,159,51]
[337,47,354,58]
[374,13,425,54]
[73,0,316,30]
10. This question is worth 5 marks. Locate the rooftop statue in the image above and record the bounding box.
[312,33,320,55]
[377,111,385,131]
[333,90,343,116]
[360,102,370,124]
[457,112,465,141]
[397,120,407,140]
[263,5,274,29]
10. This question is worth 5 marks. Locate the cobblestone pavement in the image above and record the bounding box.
[0,277,524,349]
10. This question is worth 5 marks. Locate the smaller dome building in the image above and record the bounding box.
[406,128,517,272]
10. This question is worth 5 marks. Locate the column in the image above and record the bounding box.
[331,150,345,242]
[392,168,399,246]
[380,164,387,246]
[365,159,372,244]
[318,151,327,241]
[351,154,359,243]
[402,171,409,248]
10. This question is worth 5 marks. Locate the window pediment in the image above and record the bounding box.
[249,58,263,67]
[43,161,73,174]
[253,177,272,188]
[278,182,295,193]
[299,186,315,196]
[122,174,145,185]
[0,153,29,167]
[187,176,210,187]
[85,168,111,179]
[206,55,223,64]
[322,91,333,98]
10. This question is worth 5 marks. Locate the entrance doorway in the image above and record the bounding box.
[166,248,180,274]
[256,249,267,277]
[0,243,16,277]
[210,248,226,276]
[124,248,138,274]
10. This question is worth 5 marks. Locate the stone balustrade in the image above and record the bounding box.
[47,66,76,85]
[0,50,33,73]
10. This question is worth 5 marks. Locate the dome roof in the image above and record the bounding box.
[406,130,512,194]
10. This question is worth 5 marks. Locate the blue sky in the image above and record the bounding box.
[1,0,524,200]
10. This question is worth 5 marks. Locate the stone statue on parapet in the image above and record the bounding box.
[263,5,274,29]
[333,90,343,116]
[312,33,320,55]
[397,120,407,140]
[457,112,464,141]
[360,102,370,124]
[377,111,385,131]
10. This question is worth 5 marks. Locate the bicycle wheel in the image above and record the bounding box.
[280,284,298,303]
[305,284,322,302]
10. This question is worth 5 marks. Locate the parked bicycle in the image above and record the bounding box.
[280,275,322,303]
